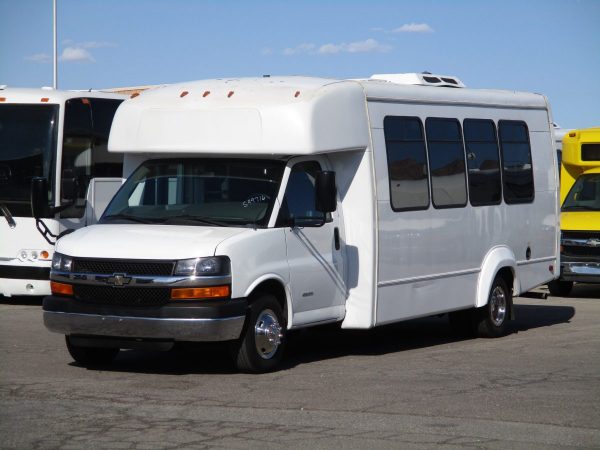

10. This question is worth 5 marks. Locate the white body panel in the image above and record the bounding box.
[53,75,558,333]
[368,100,558,325]
[0,88,126,296]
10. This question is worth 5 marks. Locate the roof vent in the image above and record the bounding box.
[370,73,465,88]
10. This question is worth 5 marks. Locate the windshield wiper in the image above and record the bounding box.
[102,213,157,224]
[160,215,232,227]
[0,202,16,229]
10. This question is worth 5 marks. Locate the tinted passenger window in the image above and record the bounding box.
[383,116,429,211]
[499,121,534,204]
[425,118,467,208]
[464,119,501,206]
[60,98,93,218]
[60,98,124,218]
[89,99,123,178]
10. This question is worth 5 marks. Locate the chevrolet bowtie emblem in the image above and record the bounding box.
[106,273,132,287]
[586,238,600,247]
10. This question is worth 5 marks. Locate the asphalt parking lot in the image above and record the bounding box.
[1,285,599,449]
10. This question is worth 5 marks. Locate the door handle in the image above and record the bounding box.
[334,227,340,251]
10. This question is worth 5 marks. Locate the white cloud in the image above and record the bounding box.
[25,40,117,65]
[25,53,51,63]
[60,47,95,62]
[393,23,434,33]
[284,39,390,56]
[318,38,391,54]
[283,43,316,56]
[261,48,273,56]
[80,41,117,49]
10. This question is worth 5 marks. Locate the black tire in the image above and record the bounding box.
[234,294,286,373]
[472,275,511,338]
[65,336,119,366]
[547,280,573,297]
[448,309,475,337]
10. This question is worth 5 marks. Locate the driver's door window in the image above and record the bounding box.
[279,161,325,226]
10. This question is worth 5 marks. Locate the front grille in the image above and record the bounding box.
[72,259,175,276]
[562,231,600,240]
[562,231,600,260]
[73,285,170,307]
[562,245,600,258]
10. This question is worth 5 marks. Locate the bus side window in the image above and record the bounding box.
[383,116,430,211]
[89,99,123,178]
[425,117,467,208]
[59,98,93,218]
[499,120,534,204]
[464,119,502,206]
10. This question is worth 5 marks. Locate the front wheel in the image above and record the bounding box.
[547,280,573,297]
[65,336,119,366]
[472,275,511,338]
[234,294,286,373]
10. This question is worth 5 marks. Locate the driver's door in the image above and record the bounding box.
[279,160,346,326]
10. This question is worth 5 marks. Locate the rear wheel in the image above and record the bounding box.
[234,294,286,373]
[65,336,119,366]
[547,280,573,297]
[473,275,510,338]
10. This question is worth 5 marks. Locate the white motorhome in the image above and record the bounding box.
[0,88,127,298]
[41,74,560,372]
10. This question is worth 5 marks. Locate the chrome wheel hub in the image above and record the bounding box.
[254,309,283,359]
[490,285,507,326]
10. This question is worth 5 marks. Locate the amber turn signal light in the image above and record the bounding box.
[51,281,73,296]
[170,285,230,300]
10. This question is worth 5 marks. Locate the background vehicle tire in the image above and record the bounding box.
[472,275,510,338]
[547,280,573,297]
[234,294,286,373]
[65,336,119,366]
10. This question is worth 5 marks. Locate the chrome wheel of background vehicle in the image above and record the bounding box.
[254,309,283,359]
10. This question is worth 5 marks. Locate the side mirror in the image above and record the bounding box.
[31,177,51,218]
[315,171,337,213]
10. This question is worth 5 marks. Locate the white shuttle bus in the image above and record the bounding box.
[40,74,559,372]
[0,88,126,298]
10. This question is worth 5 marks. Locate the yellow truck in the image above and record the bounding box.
[549,127,600,296]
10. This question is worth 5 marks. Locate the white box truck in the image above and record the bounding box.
[39,74,560,372]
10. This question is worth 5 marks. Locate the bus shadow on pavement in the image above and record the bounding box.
[0,296,44,306]
[82,303,575,375]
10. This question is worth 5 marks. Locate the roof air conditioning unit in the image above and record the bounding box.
[370,73,465,88]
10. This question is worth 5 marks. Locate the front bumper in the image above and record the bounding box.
[560,261,600,283]
[43,295,247,342]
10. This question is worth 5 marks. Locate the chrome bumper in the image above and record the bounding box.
[561,262,600,283]
[44,311,245,342]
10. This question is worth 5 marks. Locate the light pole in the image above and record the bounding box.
[53,0,57,89]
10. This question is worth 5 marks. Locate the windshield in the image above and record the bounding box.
[562,174,600,212]
[101,158,285,227]
[0,104,58,217]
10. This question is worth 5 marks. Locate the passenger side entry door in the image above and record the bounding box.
[279,160,346,325]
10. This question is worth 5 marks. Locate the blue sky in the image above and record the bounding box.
[0,0,598,129]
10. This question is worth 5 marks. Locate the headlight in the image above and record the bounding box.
[174,256,230,276]
[51,252,73,272]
